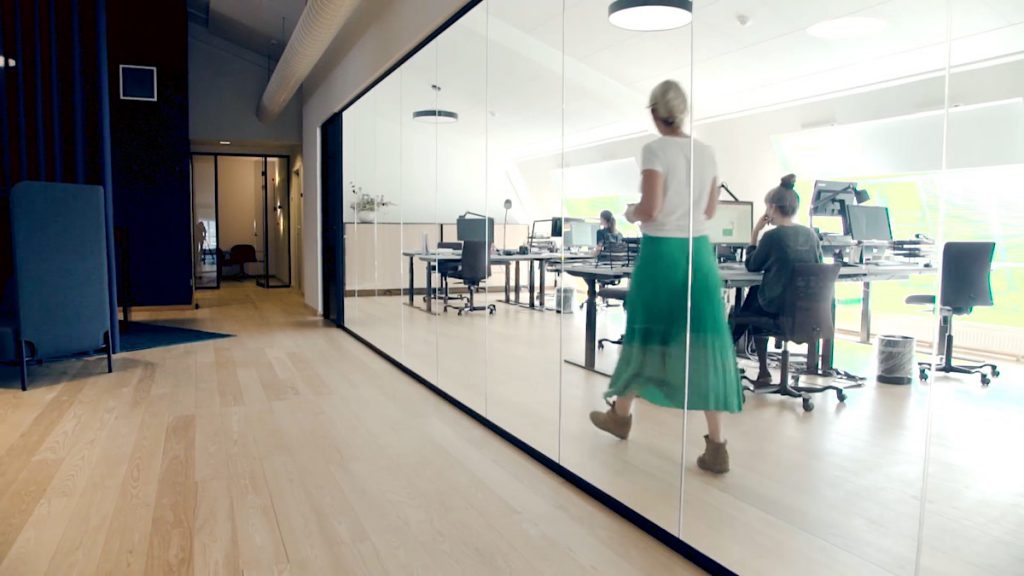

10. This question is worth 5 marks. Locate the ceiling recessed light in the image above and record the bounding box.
[219,140,231,145]
[807,16,886,40]
[608,0,693,32]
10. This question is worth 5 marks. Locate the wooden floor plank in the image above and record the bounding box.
[144,414,197,576]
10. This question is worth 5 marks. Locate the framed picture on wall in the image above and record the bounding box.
[119,65,157,101]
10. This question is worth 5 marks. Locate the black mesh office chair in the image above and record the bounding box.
[425,242,465,305]
[906,241,999,386]
[732,263,846,412]
[597,286,628,349]
[581,240,631,311]
[445,240,496,316]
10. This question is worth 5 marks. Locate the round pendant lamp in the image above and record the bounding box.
[412,109,459,123]
[413,84,459,124]
[608,0,693,31]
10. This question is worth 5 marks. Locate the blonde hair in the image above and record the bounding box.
[765,174,800,217]
[648,80,688,126]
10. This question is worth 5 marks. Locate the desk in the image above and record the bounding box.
[562,262,934,375]
[401,251,593,313]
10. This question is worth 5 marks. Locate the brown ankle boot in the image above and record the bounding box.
[589,402,632,439]
[697,434,730,474]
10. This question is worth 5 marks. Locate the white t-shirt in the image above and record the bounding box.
[638,136,717,238]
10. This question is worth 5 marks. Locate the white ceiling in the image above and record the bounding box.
[348,0,1024,161]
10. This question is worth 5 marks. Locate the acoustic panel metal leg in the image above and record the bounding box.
[18,339,28,391]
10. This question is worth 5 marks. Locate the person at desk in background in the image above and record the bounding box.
[732,174,823,385]
[595,210,623,253]
[589,80,743,474]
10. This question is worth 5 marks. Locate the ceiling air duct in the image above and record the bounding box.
[257,0,361,123]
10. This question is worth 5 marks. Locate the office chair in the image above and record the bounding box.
[424,242,465,305]
[732,263,847,412]
[582,241,628,311]
[906,241,999,386]
[223,244,257,279]
[597,286,628,349]
[444,240,496,316]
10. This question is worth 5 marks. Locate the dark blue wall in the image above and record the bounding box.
[107,0,192,307]
[1,0,193,310]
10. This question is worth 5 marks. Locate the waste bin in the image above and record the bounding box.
[556,287,575,314]
[877,335,915,385]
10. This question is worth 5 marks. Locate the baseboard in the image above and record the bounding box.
[339,325,736,576]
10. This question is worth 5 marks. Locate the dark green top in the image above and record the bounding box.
[745,224,823,314]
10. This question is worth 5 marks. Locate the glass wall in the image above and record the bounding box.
[333,1,1023,573]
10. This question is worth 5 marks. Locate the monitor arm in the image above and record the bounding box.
[719,182,740,202]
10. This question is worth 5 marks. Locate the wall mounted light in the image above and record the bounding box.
[219,140,231,145]
[413,84,458,123]
[0,55,15,68]
[608,0,693,31]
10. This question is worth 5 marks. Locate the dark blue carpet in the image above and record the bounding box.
[119,321,232,352]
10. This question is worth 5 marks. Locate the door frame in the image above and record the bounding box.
[191,152,293,289]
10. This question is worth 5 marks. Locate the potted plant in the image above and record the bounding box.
[349,182,396,223]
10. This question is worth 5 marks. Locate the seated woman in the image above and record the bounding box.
[595,209,623,252]
[733,174,822,385]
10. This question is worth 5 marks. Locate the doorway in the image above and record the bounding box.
[191,153,292,289]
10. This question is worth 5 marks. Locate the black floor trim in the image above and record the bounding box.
[340,325,737,576]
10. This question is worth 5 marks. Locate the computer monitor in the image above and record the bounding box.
[550,217,563,238]
[845,205,893,242]
[567,222,598,247]
[456,216,495,243]
[810,181,858,217]
[707,201,753,246]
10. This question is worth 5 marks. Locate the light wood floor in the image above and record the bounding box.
[0,284,704,576]
[346,291,1024,576]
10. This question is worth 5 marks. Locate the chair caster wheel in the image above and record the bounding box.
[598,343,604,350]
[488,306,496,315]
[802,397,814,412]
[457,310,464,316]
[837,391,847,403]
[992,369,1000,378]
[919,369,929,381]
[981,375,991,386]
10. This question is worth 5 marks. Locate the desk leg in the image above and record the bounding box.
[539,262,547,308]
[425,262,433,314]
[584,277,597,369]
[515,261,521,304]
[822,296,836,373]
[860,282,871,344]
[528,261,536,308]
[503,263,510,303]
[408,256,414,306]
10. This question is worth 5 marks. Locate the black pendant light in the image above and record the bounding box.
[412,84,459,124]
[608,0,693,31]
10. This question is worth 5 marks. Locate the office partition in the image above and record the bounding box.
[326,1,1024,573]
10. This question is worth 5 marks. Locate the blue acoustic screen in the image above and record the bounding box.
[120,65,157,101]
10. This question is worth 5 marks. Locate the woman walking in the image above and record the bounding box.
[589,80,743,474]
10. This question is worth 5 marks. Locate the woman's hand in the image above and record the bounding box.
[751,212,770,245]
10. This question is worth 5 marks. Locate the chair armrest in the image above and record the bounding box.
[905,295,936,306]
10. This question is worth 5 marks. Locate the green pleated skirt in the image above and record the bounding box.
[605,235,743,413]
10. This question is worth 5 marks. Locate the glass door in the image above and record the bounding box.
[191,154,219,289]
